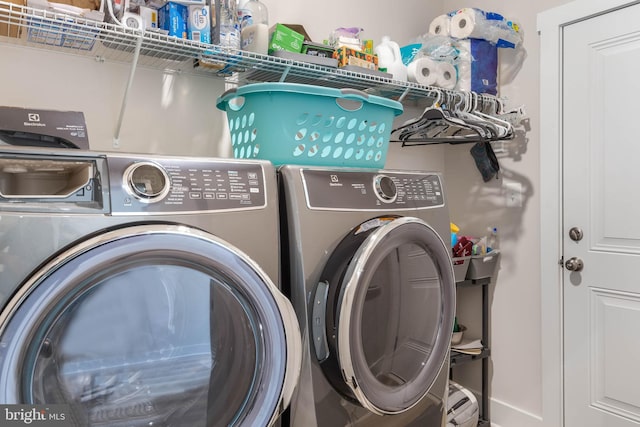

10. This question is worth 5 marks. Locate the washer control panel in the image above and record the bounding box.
[109,156,267,213]
[302,169,444,210]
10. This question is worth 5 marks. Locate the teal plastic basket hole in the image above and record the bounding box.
[287,108,390,166]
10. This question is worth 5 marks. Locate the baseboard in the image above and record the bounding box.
[489,397,544,427]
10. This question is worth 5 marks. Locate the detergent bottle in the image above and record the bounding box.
[239,0,269,54]
[375,36,408,81]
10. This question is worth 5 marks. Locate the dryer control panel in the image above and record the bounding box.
[301,169,445,210]
[108,155,268,214]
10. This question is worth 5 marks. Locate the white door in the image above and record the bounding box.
[563,4,640,426]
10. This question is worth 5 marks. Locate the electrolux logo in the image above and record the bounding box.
[23,112,46,127]
[1,405,70,426]
[329,174,343,187]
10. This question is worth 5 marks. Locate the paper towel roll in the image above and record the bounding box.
[407,57,439,86]
[428,14,451,36]
[450,8,522,48]
[435,61,457,90]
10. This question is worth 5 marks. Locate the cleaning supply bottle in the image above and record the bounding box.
[487,226,499,252]
[450,222,460,247]
[375,36,408,81]
[239,0,269,54]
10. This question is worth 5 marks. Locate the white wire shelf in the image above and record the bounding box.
[0,0,507,106]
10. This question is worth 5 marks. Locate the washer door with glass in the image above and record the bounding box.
[0,224,301,427]
[312,216,455,415]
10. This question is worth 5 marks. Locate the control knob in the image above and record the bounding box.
[124,162,171,203]
[374,174,397,203]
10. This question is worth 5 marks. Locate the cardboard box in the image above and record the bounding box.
[158,1,188,39]
[129,5,157,30]
[0,0,97,41]
[268,23,304,54]
[347,56,375,70]
[55,0,99,10]
[333,46,378,69]
[0,0,26,39]
[278,23,311,42]
[188,4,210,43]
[0,106,90,150]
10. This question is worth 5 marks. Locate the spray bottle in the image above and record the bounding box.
[487,226,499,253]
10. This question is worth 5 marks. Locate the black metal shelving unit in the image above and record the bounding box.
[450,276,491,427]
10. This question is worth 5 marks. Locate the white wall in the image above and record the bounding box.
[0,1,572,426]
[0,43,232,156]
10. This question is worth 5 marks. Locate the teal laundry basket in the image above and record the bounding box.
[216,83,404,168]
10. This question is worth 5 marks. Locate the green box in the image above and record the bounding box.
[268,24,305,54]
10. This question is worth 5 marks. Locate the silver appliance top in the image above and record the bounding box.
[0,149,272,214]
[108,155,268,215]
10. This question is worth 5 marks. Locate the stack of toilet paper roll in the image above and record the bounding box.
[450,8,522,48]
[428,13,454,37]
[428,9,522,48]
[407,57,457,89]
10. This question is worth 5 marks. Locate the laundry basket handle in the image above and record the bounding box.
[217,87,246,112]
[336,88,370,112]
[340,88,370,100]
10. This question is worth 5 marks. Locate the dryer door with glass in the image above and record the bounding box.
[0,224,301,427]
[312,216,455,415]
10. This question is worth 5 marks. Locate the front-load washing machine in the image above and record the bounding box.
[279,165,455,427]
[0,147,301,427]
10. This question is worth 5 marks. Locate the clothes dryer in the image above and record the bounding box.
[279,165,455,427]
[0,147,301,427]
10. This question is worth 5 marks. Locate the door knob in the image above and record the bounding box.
[565,257,584,272]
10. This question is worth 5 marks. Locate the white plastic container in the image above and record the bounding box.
[446,381,479,427]
[239,0,269,54]
[374,36,407,81]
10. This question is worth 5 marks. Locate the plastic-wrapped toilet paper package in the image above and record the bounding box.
[407,57,439,86]
[435,61,457,90]
[450,8,522,49]
[416,35,459,63]
[454,38,498,95]
[428,14,453,36]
